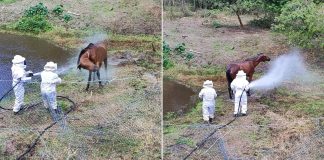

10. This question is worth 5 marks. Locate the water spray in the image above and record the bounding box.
[249,49,311,91]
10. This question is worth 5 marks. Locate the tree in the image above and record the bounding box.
[272,0,324,49]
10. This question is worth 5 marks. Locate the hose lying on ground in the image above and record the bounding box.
[183,88,247,160]
[16,95,76,160]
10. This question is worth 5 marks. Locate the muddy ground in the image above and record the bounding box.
[163,12,324,160]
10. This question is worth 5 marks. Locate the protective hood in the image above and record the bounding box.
[203,80,213,88]
[236,70,246,77]
[44,62,57,71]
[12,55,25,64]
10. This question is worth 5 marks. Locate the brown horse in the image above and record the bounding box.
[226,53,271,99]
[77,42,108,91]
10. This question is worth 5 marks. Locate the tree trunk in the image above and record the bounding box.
[235,10,244,28]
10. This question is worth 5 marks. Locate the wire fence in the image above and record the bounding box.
[164,117,324,160]
[0,75,160,159]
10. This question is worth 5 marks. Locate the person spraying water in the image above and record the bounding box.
[231,70,250,117]
[11,55,33,115]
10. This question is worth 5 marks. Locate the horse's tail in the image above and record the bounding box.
[77,52,82,70]
[226,67,233,99]
[226,68,232,86]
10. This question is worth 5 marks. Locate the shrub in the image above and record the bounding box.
[185,51,194,61]
[52,5,64,16]
[15,3,53,34]
[163,41,174,70]
[212,20,221,28]
[15,15,52,33]
[24,2,48,17]
[174,43,186,55]
[62,13,73,23]
[248,16,273,28]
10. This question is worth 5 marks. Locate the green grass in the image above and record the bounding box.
[292,100,324,117]
[163,125,179,135]
[91,2,115,16]
[253,115,271,126]
[0,0,16,4]
[175,137,195,147]
[89,129,141,158]
[213,41,235,55]
[167,64,224,78]
[109,33,160,43]
[164,112,177,121]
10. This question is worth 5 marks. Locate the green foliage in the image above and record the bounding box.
[175,137,195,147]
[24,2,48,17]
[15,15,52,33]
[14,3,74,34]
[129,79,147,90]
[63,13,73,23]
[163,125,178,134]
[163,41,174,70]
[272,0,324,48]
[164,112,177,120]
[52,5,64,16]
[248,16,273,28]
[174,43,186,55]
[185,51,194,61]
[15,3,52,33]
[0,0,16,4]
[212,20,221,28]
[292,100,324,117]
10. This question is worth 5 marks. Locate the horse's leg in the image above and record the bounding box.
[86,71,92,91]
[97,70,103,87]
[247,74,253,96]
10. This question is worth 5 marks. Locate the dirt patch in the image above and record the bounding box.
[0,0,161,34]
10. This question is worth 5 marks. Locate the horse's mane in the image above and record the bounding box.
[245,53,263,61]
[77,43,95,69]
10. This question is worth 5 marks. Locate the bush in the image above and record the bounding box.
[24,2,48,17]
[15,3,52,34]
[248,16,273,28]
[272,0,324,49]
[15,15,52,33]
[52,5,64,16]
[163,41,174,70]
[212,20,221,28]
[63,13,73,23]
[174,43,186,55]
[185,51,194,61]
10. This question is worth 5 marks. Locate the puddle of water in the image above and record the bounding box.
[163,79,196,115]
[0,33,71,96]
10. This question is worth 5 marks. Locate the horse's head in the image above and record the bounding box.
[257,53,271,62]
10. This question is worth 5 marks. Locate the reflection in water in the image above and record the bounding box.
[163,79,196,115]
[0,33,71,96]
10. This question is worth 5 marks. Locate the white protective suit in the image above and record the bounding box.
[11,55,31,113]
[41,62,61,110]
[199,80,217,121]
[230,70,250,115]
